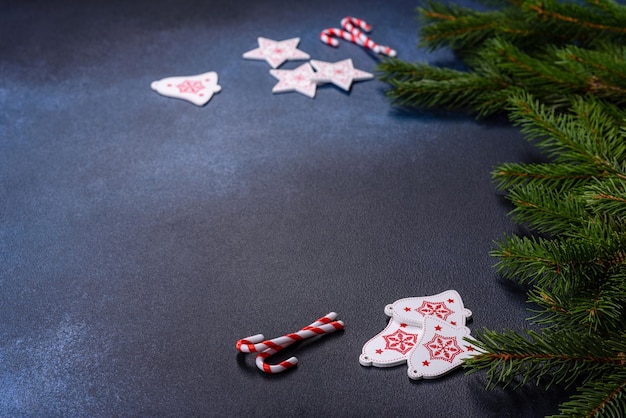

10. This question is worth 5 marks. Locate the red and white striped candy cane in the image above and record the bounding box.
[340,17,372,35]
[236,312,340,353]
[319,16,397,57]
[342,17,397,57]
[236,312,345,374]
[255,320,344,373]
[320,28,362,48]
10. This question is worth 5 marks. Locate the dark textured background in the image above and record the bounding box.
[1,0,571,416]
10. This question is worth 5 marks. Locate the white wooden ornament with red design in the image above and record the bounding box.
[406,316,480,380]
[242,37,310,69]
[359,319,422,367]
[151,71,221,106]
[309,59,373,91]
[360,290,475,372]
[269,62,318,98]
[384,290,472,328]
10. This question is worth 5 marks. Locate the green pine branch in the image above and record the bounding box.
[465,328,626,389]
[378,1,626,116]
[417,0,626,52]
[378,1,626,416]
[556,370,626,418]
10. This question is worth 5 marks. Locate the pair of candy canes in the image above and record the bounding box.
[236,312,344,374]
[321,17,396,57]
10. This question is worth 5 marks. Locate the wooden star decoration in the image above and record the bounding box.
[243,37,310,68]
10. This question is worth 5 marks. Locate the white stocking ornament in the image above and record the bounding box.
[407,316,479,380]
[360,290,479,380]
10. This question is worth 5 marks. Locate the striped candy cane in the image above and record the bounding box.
[342,17,397,57]
[320,28,362,48]
[236,312,345,374]
[319,16,397,57]
[341,17,372,32]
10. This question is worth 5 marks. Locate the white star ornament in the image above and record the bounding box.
[269,63,317,98]
[310,59,373,91]
[243,37,310,68]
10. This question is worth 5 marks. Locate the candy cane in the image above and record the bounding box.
[236,312,345,374]
[320,28,362,48]
[236,312,339,353]
[340,17,372,37]
[319,16,397,57]
[255,320,344,373]
[342,17,397,57]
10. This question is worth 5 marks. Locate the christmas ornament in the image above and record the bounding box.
[242,37,310,68]
[150,71,221,106]
[269,62,317,98]
[359,317,423,367]
[407,316,479,380]
[236,312,344,374]
[384,290,472,328]
[320,17,396,57]
[310,59,373,91]
[360,290,474,372]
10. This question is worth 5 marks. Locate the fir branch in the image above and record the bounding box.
[379,1,626,415]
[380,1,626,115]
[493,162,602,191]
[380,42,626,115]
[505,183,588,235]
[528,274,626,335]
[554,370,626,418]
[568,98,626,162]
[464,328,626,389]
[418,1,530,50]
[380,64,511,115]
[377,58,487,84]
[417,0,626,53]
[506,94,626,174]
[585,178,626,220]
[491,234,612,291]
[524,0,626,37]
[483,38,583,95]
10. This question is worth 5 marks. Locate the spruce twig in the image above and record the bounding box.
[378,1,626,416]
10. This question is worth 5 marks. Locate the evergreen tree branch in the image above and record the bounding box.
[418,2,532,50]
[491,234,616,291]
[524,0,626,36]
[464,328,626,389]
[378,62,512,115]
[585,178,626,220]
[378,1,626,415]
[505,183,588,235]
[493,162,602,191]
[554,370,626,418]
[528,273,626,334]
[506,94,626,176]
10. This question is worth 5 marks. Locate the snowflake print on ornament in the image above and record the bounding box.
[151,71,221,106]
[243,37,310,68]
[360,319,422,367]
[360,289,477,378]
[383,328,419,355]
[310,59,373,91]
[407,316,480,380]
[417,300,454,321]
[384,290,472,328]
[269,62,318,98]
[176,80,205,94]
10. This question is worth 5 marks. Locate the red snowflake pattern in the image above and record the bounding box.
[176,80,205,94]
[416,300,454,321]
[382,329,419,355]
[424,333,463,363]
